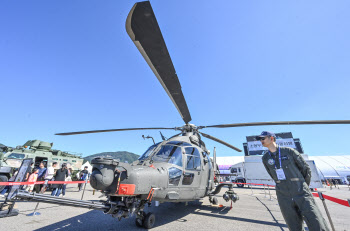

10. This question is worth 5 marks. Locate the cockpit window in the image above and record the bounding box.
[138,143,159,161]
[166,141,183,146]
[166,141,192,147]
[185,147,201,170]
[152,145,182,167]
[7,153,25,159]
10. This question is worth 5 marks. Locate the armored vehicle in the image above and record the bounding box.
[0,140,83,191]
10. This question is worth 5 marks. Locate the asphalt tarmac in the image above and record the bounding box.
[1,184,349,231]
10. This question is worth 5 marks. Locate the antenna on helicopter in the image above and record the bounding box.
[159,131,167,141]
[142,135,155,144]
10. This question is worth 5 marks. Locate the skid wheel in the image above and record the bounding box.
[212,197,218,205]
[143,212,156,229]
[135,211,146,228]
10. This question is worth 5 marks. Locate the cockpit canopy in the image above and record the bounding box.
[152,145,183,167]
[138,141,202,170]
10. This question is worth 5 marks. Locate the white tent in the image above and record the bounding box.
[216,156,244,174]
[308,155,350,183]
[81,161,93,173]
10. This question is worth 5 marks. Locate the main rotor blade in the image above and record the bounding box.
[126,1,192,124]
[56,127,176,136]
[201,120,350,129]
[199,132,242,152]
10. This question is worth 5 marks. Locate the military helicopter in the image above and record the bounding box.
[7,1,350,229]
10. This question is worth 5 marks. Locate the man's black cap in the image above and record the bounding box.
[256,131,276,140]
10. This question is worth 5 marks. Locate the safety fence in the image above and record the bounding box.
[312,192,350,207]
[2,181,350,208]
[0,181,87,186]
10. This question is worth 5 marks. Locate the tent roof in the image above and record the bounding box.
[308,156,350,179]
[81,161,93,171]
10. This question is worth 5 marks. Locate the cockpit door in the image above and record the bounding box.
[179,147,202,199]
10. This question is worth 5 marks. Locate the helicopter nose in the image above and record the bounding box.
[90,168,114,190]
[90,158,127,191]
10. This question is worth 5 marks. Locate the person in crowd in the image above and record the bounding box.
[51,163,68,197]
[12,168,19,179]
[62,168,72,197]
[41,162,57,193]
[258,131,329,231]
[26,168,39,192]
[0,188,7,198]
[78,166,89,191]
[35,162,47,193]
[0,168,18,197]
[25,162,34,181]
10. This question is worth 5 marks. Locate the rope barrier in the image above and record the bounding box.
[312,192,350,207]
[0,181,88,186]
[2,180,349,207]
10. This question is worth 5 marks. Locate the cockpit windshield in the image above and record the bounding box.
[138,143,159,161]
[152,145,182,167]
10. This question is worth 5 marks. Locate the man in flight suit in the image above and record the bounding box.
[257,131,329,231]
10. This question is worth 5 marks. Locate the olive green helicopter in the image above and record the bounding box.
[7,1,350,229]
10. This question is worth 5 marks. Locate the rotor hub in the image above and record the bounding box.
[177,124,197,133]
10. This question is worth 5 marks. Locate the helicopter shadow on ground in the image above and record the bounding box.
[33,200,287,231]
[32,201,208,231]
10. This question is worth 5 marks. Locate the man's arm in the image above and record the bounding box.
[290,149,311,185]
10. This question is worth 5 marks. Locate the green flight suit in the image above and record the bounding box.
[262,146,329,231]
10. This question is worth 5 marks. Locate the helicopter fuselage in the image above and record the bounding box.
[90,133,215,202]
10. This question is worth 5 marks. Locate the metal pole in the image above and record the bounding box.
[27,202,41,216]
[318,192,335,231]
[81,179,88,200]
[268,185,273,201]
[249,183,253,195]
[263,184,267,198]
[28,184,43,216]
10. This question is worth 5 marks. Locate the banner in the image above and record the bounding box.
[248,138,296,151]
[245,132,302,155]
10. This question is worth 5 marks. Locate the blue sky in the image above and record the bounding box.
[1,0,349,157]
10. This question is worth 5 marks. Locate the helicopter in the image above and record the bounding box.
[5,1,350,229]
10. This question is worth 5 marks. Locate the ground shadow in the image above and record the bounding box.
[33,200,287,231]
